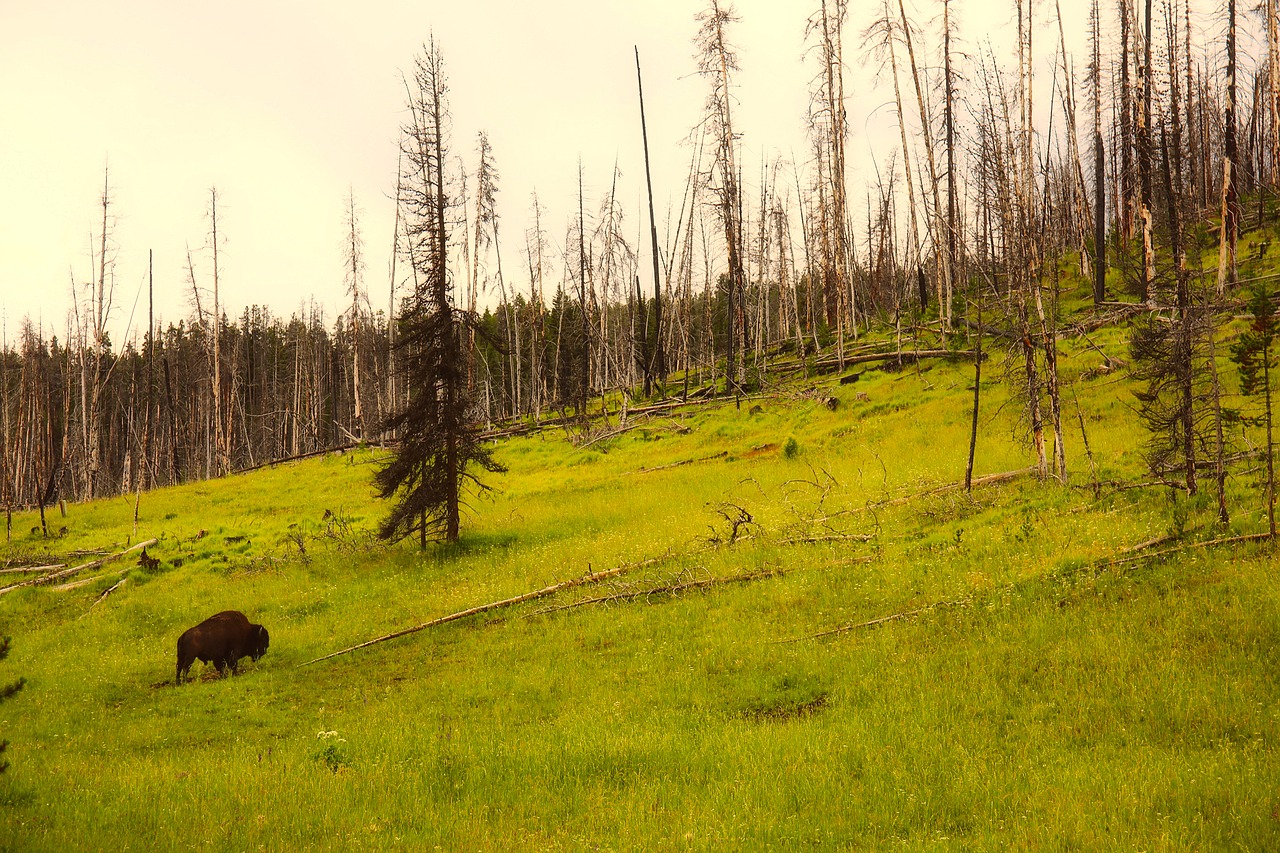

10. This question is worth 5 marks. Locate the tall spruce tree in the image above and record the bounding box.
[1232,282,1278,537]
[376,39,503,546]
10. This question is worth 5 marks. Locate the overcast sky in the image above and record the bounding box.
[1,0,1225,348]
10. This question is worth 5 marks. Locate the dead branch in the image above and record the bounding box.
[526,566,784,618]
[1103,532,1272,566]
[845,468,1034,516]
[1117,533,1177,554]
[781,531,1272,644]
[0,539,157,595]
[300,556,668,666]
[776,349,985,377]
[776,597,970,643]
[577,423,642,449]
[238,444,360,475]
[777,533,875,545]
[83,576,129,613]
[0,564,66,575]
[624,450,728,475]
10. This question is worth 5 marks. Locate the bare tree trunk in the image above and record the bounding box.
[1138,0,1155,301]
[1090,0,1107,304]
[345,187,364,440]
[636,47,665,395]
[1218,0,1240,294]
[210,188,229,476]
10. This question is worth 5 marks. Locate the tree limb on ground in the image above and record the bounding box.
[0,539,157,596]
[0,564,66,575]
[775,597,970,644]
[525,566,785,618]
[776,349,985,377]
[624,450,728,475]
[299,556,670,667]
[1103,532,1272,566]
[83,577,129,614]
[840,468,1034,516]
[780,531,1272,644]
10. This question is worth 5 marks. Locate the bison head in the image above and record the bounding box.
[250,624,270,661]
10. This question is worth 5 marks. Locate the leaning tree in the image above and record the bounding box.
[375,38,503,547]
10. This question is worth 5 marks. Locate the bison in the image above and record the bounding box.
[175,610,269,684]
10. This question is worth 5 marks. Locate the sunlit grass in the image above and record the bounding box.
[2,275,1279,849]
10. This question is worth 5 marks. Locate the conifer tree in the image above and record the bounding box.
[376,39,503,546]
[1232,283,1278,537]
[0,635,26,774]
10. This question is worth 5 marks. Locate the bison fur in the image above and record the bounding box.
[175,610,269,684]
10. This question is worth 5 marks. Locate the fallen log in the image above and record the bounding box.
[300,557,667,666]
[84,577,129,612]
[776,597,970,644]
[0,539,157,596]
[782,531,1272,644]
[624,450,728,475]
[1103,532,1272,566]
[842,468,1034,516]
[0,564,66,575]
[526,566,784,618]
[777,348,985,377]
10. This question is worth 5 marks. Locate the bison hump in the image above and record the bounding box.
[200,610,250,629]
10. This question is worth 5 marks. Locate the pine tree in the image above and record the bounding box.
[1231,282,1278,537]
[375,39,503,546]
[0,635,26,774]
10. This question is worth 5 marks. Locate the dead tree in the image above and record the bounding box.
[343,187,367,440]
[635,47,666,395]
[696,0,749,394]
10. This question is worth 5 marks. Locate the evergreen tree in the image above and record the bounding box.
[1231,282,1278,537]
[375,38,503,546]
[0,636,26,774]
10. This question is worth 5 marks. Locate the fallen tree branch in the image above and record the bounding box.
[83,577,129,614]
[300,557,668,666]
[526,566,784,618]
[0,564,66,575]
[781,531,1272,644]
[1117,533,1178,554]
[778,533,875,545]
[844,468,1034,516]
[777,348,985,377]
[0,539,157,596]
[239,444,359,474]
[1103,532,1272,567]
[578,422,643,449]
[624,450,728,475]
[776,597,969,643]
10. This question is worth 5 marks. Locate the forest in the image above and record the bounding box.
[1,0,1277,529]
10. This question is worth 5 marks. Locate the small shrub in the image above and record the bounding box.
[783,437,800,459]
[313,730,349,773]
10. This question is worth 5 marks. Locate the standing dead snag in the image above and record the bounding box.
[344,187,367,440]
[636,46,665,396]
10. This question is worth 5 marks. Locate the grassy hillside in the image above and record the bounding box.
[1,303,1279,849]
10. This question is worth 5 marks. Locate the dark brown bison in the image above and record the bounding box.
[175,610,269,684]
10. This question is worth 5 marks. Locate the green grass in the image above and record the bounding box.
[3,272,1280,849]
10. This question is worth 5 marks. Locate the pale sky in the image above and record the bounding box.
[1,0,1217,349]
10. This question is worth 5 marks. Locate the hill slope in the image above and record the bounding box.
[1,329,1278,850]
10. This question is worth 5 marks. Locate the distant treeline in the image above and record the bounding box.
[0,274,838,509]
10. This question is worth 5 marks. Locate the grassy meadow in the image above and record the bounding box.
[2,297,1280,849]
